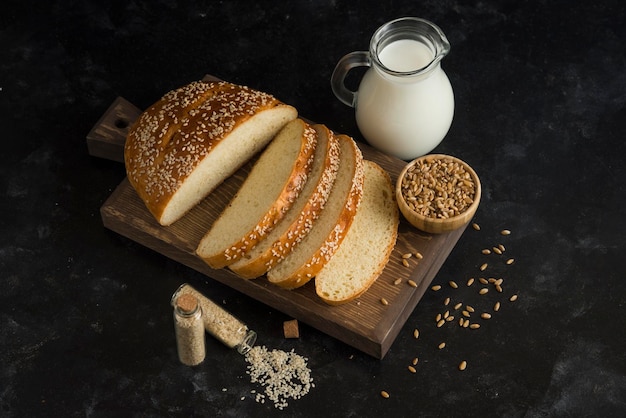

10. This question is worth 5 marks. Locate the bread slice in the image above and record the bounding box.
[125,80,298,226]
[266,134,364,289]
[315,161,399,305]
[229,124,341,279]
[196,119,317,269]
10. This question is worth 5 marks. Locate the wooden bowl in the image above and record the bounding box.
[395,154,481,234]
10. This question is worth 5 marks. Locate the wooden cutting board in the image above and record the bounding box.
[87,76,467,358]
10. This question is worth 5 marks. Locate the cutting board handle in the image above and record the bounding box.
[86,96,141,163]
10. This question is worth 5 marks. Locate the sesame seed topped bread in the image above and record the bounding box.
[196,119,318,269]
[124,80,297,226]
[266,134,364,290]
[229,124,341,279]
[315,161,399,305]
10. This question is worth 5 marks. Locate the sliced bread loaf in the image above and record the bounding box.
[229,124,341,279]
[315,161,399,305]
[125,80,298,226]
[266,134,364,289]
[196,119,317,269]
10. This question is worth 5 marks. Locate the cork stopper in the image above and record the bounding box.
[176,293,198,314]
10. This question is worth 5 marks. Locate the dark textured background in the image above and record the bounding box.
[1,0,625,416]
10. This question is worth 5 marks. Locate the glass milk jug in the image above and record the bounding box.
[331,17,454,160]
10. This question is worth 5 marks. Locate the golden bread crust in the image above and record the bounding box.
[124,80,295,225]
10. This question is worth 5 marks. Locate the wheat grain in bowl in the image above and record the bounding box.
[395,154,481,234]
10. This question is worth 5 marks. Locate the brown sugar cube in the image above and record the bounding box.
[283,319,300,339]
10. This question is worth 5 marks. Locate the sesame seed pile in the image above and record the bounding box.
[245,345,315,410]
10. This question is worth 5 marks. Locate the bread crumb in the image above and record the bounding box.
[283,319,300,339]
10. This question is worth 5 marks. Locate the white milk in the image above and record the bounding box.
[355,39,455,160]
[378,39,433,72]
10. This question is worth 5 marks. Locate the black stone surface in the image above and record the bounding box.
[2,0,625,416]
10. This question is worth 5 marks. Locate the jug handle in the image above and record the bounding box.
[331,51,370,108]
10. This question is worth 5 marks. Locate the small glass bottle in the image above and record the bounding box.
[171,283,257,355]
[173,293,206,366]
